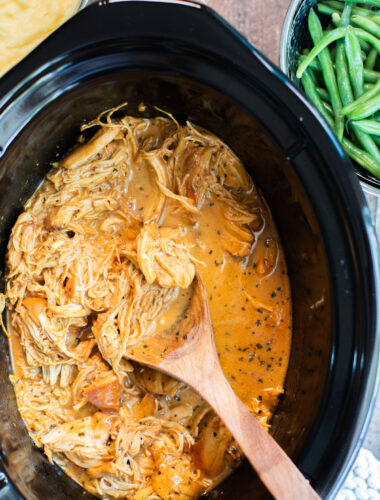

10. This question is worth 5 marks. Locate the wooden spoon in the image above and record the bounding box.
[125,275,321,500]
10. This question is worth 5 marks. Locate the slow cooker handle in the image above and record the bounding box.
[0,0,269,110]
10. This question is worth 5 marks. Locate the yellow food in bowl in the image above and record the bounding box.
[0,0,81,77]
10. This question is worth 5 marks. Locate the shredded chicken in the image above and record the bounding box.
[2,107,286,499]
[135,224,197,288]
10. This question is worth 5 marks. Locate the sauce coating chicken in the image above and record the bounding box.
[2,107,292,499]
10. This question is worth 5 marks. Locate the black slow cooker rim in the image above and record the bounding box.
[0,1,378,499]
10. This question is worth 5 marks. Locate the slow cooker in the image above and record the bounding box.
[0,1,378,499]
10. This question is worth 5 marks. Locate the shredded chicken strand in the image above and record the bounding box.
[3,110,278,499]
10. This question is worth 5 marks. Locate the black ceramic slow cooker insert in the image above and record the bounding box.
[0,1,378,499]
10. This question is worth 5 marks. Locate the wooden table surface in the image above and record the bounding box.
[205,0,290,63]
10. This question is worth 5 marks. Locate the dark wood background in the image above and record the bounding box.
[206,0,291,62]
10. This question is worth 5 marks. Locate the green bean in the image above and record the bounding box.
[301,69,336,129]
[298,58,319,84]
[312,58,322,70]
[335,10,379,163]
[296,27,347,78]
[296,25,380,78]
[332,12,342,25]
[317,86,332,101]
[308,9,345,139]
[364,68,380,81]
[341,2,353,26]
[331,11,372,51]
[298,54,322,72]
[342,137,380,177]
[351,15,380,38]
[352,119,380,134]
[297,4,380,176]
[373,136,380,146]
[304,56,380,81]
[335,4,355,108]
[334,0,380,7]
[345,93,380,119]
[365,47,378,69]
[321,0,345,11]
[342,79,380,114]
[345,27,365,98]
[353,27,380,53]
[317,4,339,15]
[361,38,372,51]
[311,66,320,85]
[323,1,375,16]
[331,4,354,27]
[336,40,355,105]
[323,100,335,114]
[356,37,371,52]
[351,122,380,163]
[370,15,380,25]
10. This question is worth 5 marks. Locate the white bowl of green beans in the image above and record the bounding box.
[280,0,380,196]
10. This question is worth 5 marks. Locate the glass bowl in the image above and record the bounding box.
[280,0,380,197]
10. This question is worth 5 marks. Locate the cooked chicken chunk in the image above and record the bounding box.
[60,127,122,169]
[41,412,117,468]
[84,372,121,412]
[136,224,196,288]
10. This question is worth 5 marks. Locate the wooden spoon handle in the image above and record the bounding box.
[195,362,320,500]
[160,322,321,500]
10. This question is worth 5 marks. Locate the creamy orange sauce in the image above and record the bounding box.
[164,195,291,410]
[4,113,292,499]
